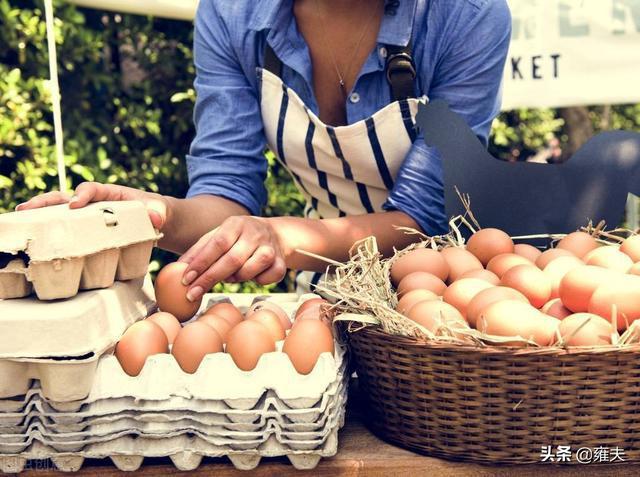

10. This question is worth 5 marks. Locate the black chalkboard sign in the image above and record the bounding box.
[415,100,640,236]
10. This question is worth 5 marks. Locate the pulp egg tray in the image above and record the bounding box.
[0,364,348,429]
[0,201,161,300]
[65,344,346,409]
[0,394,345,453]
[7,292,345,411]
[0,278,155,401]
[0,378,347,472]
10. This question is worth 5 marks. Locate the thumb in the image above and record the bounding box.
[145,198,167,230]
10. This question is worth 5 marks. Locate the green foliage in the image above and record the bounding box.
[1,1,640,293]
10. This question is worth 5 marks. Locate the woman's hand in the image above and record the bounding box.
[179,216,287,302]
[16,182,168,230]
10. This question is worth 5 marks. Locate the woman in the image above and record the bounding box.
[18,0,511,299]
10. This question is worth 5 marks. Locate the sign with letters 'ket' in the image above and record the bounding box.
[416,100,640,236]
[503,0,640,109]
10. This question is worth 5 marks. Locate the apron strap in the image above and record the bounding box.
[264,42,283,77]
[262,41,416,100]
[385,42,417,101]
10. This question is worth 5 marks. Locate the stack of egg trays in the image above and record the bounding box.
[0,294,349,472]
[0,278,157,402]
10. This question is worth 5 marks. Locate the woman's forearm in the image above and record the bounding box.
[159,194,249,254]
[269,211,423,271]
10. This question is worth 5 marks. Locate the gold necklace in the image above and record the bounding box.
[313,0,382,98]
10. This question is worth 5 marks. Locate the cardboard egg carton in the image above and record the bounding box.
[0,201,161,300]
[0,278,155,401]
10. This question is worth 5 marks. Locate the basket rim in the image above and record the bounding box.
[346,323,640,356]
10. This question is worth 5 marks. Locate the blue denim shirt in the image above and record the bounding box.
[186,0,511,235]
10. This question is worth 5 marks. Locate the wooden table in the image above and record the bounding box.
[18,381,639,477]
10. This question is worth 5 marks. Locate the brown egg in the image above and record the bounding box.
[486,253,532,278]
[396,272,447,297]
[442,278,493,318]
[246,301,291,330]
[390,248,449,285]
[203,302,244,326]
[514,243,542,262]
[155,262,201,322]
[541,298,573,320]
[584,246,633,273]
[466,228,514,266]
[295,298,329,320]
[146,312,182,344]
[537,315,562,346]
[477,300,533,338]
[542,256,584,299]
[557,231,599,258]
[559,265,617,313]
[501,265,551,308]
[479,300,556,346]
[459,269,501,285]
[396,289,439,315]
[171,322,223,374]
[283,320,335,375]
[197,313,233,342]
[248,309,286,341]
[294,305,334,329]
[535,248,575,270]
[440,247,483,282]
[621,235,640,262]
[115,321,169,377]
[465,286,528,328]
[226,320,276,371]
[629,262,640,276]
[406,300,466,334]
[588,276,640,331]
[558,313,613,346]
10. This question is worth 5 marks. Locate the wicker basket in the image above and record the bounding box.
[348,324,640,464]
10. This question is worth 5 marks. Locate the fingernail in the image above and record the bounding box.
[15,203,23,211]
[69,195,79,203]
[182,271,197,286]
[186,286,203,302]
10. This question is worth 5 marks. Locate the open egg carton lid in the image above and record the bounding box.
[0,370,348,433]
[0,201,161,300]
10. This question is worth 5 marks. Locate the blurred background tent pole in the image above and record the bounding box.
[65,0,198,20]
[44,0,67,194]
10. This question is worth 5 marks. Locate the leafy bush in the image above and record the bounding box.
[1,1,639,292]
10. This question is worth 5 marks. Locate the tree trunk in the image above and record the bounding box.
[558,106,594,162]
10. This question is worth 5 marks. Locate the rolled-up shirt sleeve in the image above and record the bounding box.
[383,0,511,235]
[186,0,267,215]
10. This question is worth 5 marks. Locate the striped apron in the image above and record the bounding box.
[259,68,421,293]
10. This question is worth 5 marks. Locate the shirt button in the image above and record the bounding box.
[350,92,360,104]
[379,46,388,59]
